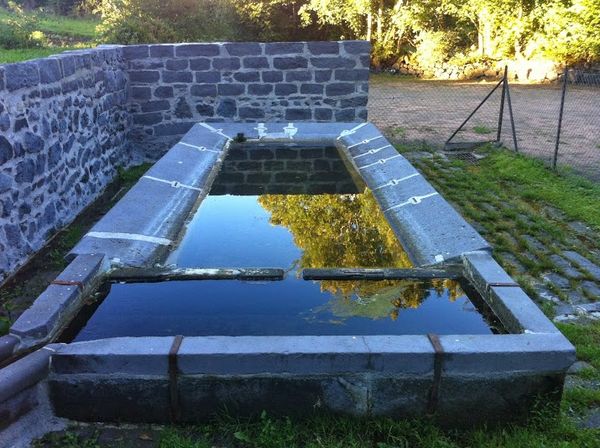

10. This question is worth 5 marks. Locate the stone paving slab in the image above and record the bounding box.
[562,251,600,281]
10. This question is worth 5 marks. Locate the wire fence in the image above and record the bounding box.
[368,69,600,181]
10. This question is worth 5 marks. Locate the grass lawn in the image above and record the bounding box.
[0,45,93,64]
[0,7,98,63]
[0,8,98,39]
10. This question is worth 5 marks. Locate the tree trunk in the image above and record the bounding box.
[377,0,383,41]
[367,12,372,41]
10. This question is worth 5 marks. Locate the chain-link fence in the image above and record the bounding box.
[368,69,600,181]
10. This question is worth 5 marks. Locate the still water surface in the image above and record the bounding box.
[70,193,494,341]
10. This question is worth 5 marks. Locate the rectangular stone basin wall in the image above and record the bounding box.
[0,123,575,433]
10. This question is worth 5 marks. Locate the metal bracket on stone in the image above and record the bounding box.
[347,135,383,149]
[426,333,444,415]
[352,145,392,159]
[486,281,519,295]
[50,280,84,290]
[358,154,401,170]
[169,335,184,423]
[336,122,368,140]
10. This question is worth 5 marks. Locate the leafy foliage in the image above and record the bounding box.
[94,0,240,44]
[4,0,600,67]
[258,191,463,317]
[0,2,48,48]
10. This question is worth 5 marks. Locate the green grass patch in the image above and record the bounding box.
[0,8,98,39]
[479,150,600,230]
[0,7,97,63]
[557,321,600,374]
[35,13,98,39]
[0,45,92,64]
[36,409,600,448]
[369,72,420,84]
[118,163,152,186]
[473,124,493,134]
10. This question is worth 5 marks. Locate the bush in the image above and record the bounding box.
[0,2,48,48]
[411,30,463,72]
[95,0,240,44]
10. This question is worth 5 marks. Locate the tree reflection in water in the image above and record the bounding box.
[259,191,464,321]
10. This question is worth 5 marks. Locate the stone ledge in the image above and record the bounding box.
[9,255,108,349]
[0,335,19,363]
[438,333,575,374]
[68,125,230,267]
[489,286,561,334]
[462,250,515,293]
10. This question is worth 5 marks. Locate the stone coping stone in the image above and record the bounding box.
[461,249,567,341]
[51,336,434,376]
[488,286,561,334]
[68,125,229,267]
[10,285,80,341]
[0,335,19,363]
[51,337,175,376]
[9,255,108,349]
[49,332,573,378]
[462,250,515,292]
[438,333,575,374]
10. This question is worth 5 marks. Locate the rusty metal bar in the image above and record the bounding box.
[51,280,84,289]
[427,333,444,415]
[169,335,184,423]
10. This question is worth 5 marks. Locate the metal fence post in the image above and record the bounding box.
[552,68,569,170]
[504,73,519,153]
[496,66,508,143]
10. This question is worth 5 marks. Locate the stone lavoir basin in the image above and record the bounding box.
[1,122,575,430]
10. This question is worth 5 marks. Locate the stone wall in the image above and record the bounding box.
[211,144,362,195]
[0,41,370,281]
[0,47,130,281]
[123,41,370,159]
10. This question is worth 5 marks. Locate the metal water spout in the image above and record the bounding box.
[283,123,298,139]
[255,123,268,138]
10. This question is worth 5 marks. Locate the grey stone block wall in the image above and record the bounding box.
[0,47,130,281]
[124,41,370,159]
[0,41,371,281]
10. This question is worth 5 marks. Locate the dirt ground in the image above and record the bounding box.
[368,77,600,180]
